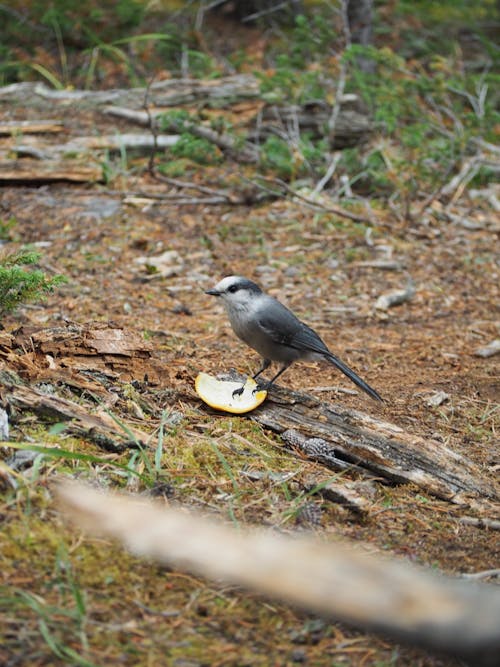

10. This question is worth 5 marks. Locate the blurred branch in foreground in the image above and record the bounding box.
[56,480,500,666]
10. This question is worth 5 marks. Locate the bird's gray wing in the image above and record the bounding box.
[286,323,331,355]
[256,302,329,353]
[258,306,383,401]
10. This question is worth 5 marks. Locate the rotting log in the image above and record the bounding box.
[247,386,499,505]
[57,481,500,667]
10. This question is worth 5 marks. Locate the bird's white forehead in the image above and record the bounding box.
[214,275,244,291]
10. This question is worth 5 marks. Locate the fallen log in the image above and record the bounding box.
[247,386,499,505]
[0,120,64,135]
[0,76,371,151]
[8,133,180,158]
[0,159,102,184]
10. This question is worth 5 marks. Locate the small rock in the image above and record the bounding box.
[474,339,500,358]
[134,250,184,278]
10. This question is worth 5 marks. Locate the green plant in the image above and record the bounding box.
[0,217,18,241]
[0,249,67,318]
[259,134,330,180]
[341,41,499,204]
[0,3,179,87]
[170,133,222,165]
[259,136,294,178]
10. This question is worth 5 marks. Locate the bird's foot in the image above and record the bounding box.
[231,385,245,399]
[253,382,269,395]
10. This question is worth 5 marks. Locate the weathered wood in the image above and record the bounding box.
[249,388,499,504]
[253,102,372,147]
[0,76,372,175]
[57,481,500,666]
[15,323,153,358]
[0,120,64,135]
[0,159,102,183]
[1,375,146,450]
[0,77,260,108]
[9,133,180,157]
[0,324,156,447]
[104,102,370,151]
[6,323,158,386]
[104,106,260,162]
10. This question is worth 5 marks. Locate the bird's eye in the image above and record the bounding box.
[227,284,239,293]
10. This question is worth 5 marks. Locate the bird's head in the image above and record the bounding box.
[205,275,262,310]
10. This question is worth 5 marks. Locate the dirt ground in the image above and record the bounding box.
[0,88,499,666]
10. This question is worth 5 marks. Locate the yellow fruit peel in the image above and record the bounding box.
[195,372,267,414]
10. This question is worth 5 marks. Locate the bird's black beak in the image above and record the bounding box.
[205,288,220,296]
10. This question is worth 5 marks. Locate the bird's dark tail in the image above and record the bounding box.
[325,352,383,402]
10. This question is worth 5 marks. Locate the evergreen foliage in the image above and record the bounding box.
[0,249,67,318]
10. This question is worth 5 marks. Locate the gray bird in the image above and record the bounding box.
[205,275,382,401]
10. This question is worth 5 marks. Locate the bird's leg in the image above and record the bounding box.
[252,358,271,381]
[232,359,271,398]
[254,363,290,393]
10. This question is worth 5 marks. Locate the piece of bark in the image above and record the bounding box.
[249,388,499,504]
[355,260,404,270]
[8,323,157,387]
[15,323,153,358]
[56,480,500,666]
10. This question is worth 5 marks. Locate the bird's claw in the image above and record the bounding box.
[231,385,245,399]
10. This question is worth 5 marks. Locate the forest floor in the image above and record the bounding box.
[0,48,499,667]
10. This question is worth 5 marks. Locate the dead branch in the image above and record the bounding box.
[56,480,500,666]
[459,516,500,530]
[256,176,376,224]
